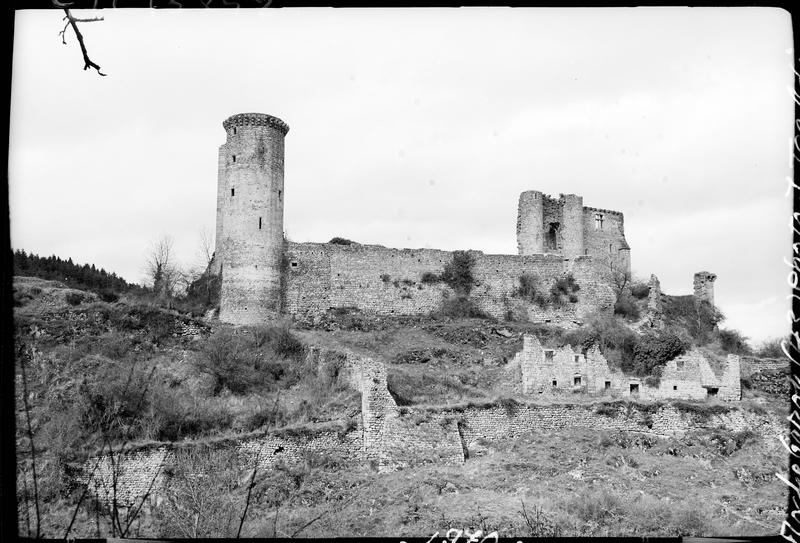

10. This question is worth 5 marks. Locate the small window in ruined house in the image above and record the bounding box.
[552,380,557,387]
[278,190,282,198]
[707,387,718,397]
[290,261,298,268]
[545,350,554,361]
[574,355,579,363]
[609,243,613,254]
[232,155,236,163]
[629,383,639,395]
[574,376,581,386]
[673,385,678,391]
[233,127,237,135]
[231,188,235,197]
[604,381,611,389]
[259,217,262,229]
[595,213,604,229]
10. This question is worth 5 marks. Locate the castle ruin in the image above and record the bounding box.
[212,112,639,326]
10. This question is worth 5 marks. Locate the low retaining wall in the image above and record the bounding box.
[78,348,783,511]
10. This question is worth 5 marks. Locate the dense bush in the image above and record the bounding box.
[65,292,84,306]
[328,237,355,245]
[628,332,687,377]
[438,295,490,319]
[195,326,303,395]
[755,336,789,359]
[98,289,120,303]
[563,315,638,369]
[630,282,650,300]
[662,295,724,345]
[613,295,640,321]
[184,270,221,311]
[440,251,475,295]
[515,274,549,307]
[717,328,751,355]
[549,273,580,306]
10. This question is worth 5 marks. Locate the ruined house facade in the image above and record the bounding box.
[212,112,631,325]
[515,335,741,401]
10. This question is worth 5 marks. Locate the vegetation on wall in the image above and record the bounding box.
[717,329,751,356]
[440,250,476,295]
[549,274,580,306]
[514,273,580,309]
[514,274,549,307]
[561,315,687,379]
[628,332,688,378]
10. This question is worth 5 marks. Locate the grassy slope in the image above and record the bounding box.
[13,277,789,538]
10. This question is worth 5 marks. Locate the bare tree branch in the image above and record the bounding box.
[18,346,41,539]
[61,9,106,76]
[146,236,182,304]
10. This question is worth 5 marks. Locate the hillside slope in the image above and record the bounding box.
[13,277,788,538]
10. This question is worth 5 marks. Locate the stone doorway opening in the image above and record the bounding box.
[546,222,559,251]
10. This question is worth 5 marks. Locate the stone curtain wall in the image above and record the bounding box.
[398,400,774,457]
[516,335,742,401]
[284,242,616,324]
[741,356,787,377]
[283,243,332,319]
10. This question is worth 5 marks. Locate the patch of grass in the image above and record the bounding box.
[438,295,491,319]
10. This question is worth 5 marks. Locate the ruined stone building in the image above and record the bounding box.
[211,112,633,325]
[514,335,741,401]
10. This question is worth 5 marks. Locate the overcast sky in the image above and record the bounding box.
[9,8,794,344]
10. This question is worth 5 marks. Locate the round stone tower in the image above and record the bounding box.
[216,113,289,325]
[517,191,544,255]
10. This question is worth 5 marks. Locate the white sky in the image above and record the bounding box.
[8,8,794,345]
